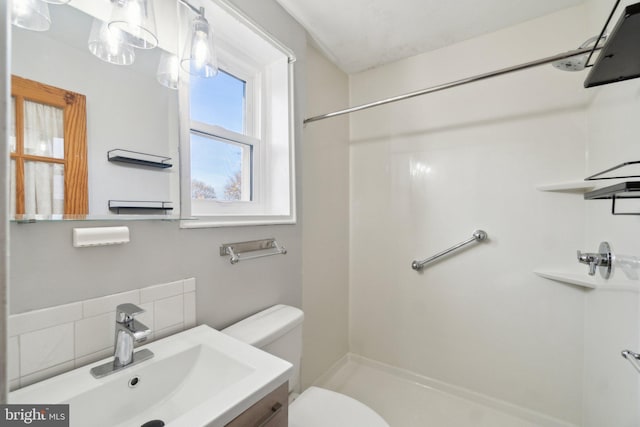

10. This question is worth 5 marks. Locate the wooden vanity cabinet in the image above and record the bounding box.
[225,382,288,427]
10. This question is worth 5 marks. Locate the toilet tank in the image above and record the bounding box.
[221,305,304,392]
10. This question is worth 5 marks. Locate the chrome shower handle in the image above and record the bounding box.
[577,250,601,275]
[577,242,613,278]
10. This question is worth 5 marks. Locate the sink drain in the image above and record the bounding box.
[141,421,164,427]
[128,376,140,388]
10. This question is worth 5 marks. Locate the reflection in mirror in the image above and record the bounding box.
[10,75,88,217]
[10,2,180,220]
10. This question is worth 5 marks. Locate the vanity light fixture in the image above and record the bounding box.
[11,0,51,32]
[88,18,136,65]
[179,1,218,78]
[157,52,180,89]
[108,0,159,50]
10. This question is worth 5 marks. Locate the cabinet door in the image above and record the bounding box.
[225,382,288,427]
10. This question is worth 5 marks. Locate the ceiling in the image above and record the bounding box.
[275,0,585,74]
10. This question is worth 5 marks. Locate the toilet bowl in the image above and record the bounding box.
[222,305,389,427]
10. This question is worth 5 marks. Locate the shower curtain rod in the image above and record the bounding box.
[303,45,601,124]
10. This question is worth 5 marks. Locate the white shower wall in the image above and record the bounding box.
[582,1,640,425]
[349,5,596,425]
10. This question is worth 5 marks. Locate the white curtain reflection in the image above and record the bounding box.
[22,101,65,215]
[24,162,64,215]
[24,100,64,158]
[10,97,16,152]
[10,160,16,216]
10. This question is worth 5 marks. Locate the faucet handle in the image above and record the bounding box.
[576,242,613,278]
[576,250,589,263]
[116,303,145,323]
[577,250,598,275]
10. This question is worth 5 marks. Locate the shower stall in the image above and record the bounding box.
[303,1,640,425]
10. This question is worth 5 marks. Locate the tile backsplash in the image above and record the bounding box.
[8,278,197,390]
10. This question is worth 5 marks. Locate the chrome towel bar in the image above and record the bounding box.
[412,230,488,271]
[220,238,287,265]
[622,350,640,374]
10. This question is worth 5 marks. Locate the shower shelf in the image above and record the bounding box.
[584,2,640,88]
[582,161,640,214]
[534,270,639,292]
[536,181,596,192]
[534,271,598,289]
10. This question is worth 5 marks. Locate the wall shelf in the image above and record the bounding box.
[535,270,640,293]
[108,200,174,214]
[584,181,640,215]
[534,270,598,289]
[584,3,640,88]
[107,149,172,169]
[536,181,596,192]
[584,181,640,199]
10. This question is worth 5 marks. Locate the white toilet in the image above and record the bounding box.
[222,304,390,427]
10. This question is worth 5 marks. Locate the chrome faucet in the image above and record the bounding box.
[113,303,151,367]
[577,251,604,275]
[577,241,613,278]
[90,303,154,378]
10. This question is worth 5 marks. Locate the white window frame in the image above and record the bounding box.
[179,0,296,228]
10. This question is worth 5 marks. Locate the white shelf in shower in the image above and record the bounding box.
[534,270,598,289]
[534,270,640,292]
[536,181,595,192]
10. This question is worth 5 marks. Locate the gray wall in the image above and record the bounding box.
[9,0,307,331]
[301,44,350,389]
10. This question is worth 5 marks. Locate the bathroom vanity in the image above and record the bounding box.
[226,382,288,427]
[9,326,293,427]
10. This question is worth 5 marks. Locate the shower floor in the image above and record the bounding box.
[313,354,575,427]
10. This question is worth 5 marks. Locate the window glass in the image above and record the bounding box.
[179,1,294,226]
[190,132,251,202]
[190,70,246,134]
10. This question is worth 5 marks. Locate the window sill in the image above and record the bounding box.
[180,215,296,228]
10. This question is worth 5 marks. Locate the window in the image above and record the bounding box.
[180,0,295,227]
[190,69,255,204]
[10,75,88,218]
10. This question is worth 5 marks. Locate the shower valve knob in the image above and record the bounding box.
[576,242,613,279]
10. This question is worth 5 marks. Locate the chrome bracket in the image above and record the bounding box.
[220,238,287,265]
[622,349,640,374]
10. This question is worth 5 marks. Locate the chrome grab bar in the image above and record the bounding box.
[621,349,640,374]
[412,230,488,271]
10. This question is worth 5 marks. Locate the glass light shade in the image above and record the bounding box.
[181,14,218,78]
[109,0,158,49]
[88,18,136,65]
[12,0,51,32]
[157,52,180,89]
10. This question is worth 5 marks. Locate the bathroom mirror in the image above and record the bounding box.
[10,2,180,220]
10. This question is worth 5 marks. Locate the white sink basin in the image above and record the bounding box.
[10,325,292,427]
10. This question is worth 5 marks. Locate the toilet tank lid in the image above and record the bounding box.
[222,304,304,348]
